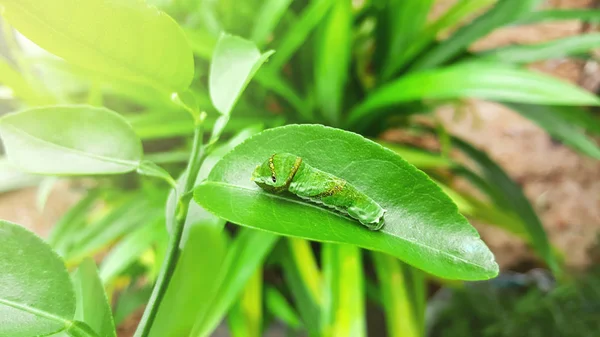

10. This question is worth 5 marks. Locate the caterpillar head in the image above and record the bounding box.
[252,153,302,193]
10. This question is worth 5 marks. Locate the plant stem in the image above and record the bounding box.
[134,121,206,337]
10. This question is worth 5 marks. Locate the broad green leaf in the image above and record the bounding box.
[451,136,560,275]
[265,286,301,330]
[396,0,495,72]
[373,253,421,337]
[210,34,274,116]
[71,259,116,337]
[0,220,75,336]
[320,244,365,337]
[0,0,194,92]
[505,103,600,159]
[518,9,600,24]
[480,33,600,64]
[99,221,166,284]
[377,0,434,79]
[269,0,333,70]
[410,0,542,71]
[190,229,278,337]
[194,125,498,280]
[280,238,322,334]
[148,225,228,337]
[314,0,351,126]
[347,63,600,127]
[0,105,143,175]
[228,270,263,337]
[251,0,293,46]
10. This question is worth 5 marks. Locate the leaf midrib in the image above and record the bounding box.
[0,297,69,327]
[199,181,495,273]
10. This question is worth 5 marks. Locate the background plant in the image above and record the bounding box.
[0,0,599,336]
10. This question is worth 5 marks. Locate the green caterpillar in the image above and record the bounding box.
[252,153,385,230]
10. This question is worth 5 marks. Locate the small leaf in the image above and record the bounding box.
[210,34,274,116]
[194,125,498,280]
[0,105,143,175]
[0,220,75,336]
[348,63,600,127]
[0,0,194,92]
[71,259,116,337]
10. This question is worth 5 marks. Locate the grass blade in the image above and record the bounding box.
[479,33,600,63]
[410,0,542,71]
[314,0,352,125]
[320,244,365,337]
[228,270,263,337]
[348,63,600,127]
[251,0,293,47]
[504,103,600,159]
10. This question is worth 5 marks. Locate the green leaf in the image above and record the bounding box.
[314,0,352,126]
[505,103,600,159]
[518,9,600,24]
[99,221,166,284]
[190,229,278,336]
[228,270,263,337]
[373,253,421,337]
[451,136,560,275]
[280,238,322,334]
[251,0,293,46]
[377,0,434,79]
[210,34,274,116]
[65,197,163,264]
[479,33,600,63]
[395,0,495,72]
[378,142,455,169]
[265,286,301,330]
[269,0,333,70]
[71,259,116,337]
[347,63,600,127]
[194,125,498,280]
[0,0,194,92]
[136,160,177,188]
[0,220,75,336]
[0,105,143,175]
[320,244,365,337]
[410,0,542,71]
[113,285,152,326]
[148,225,228,337]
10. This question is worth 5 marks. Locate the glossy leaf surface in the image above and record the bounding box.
[0,105,143,175]
[194,125,498,280]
